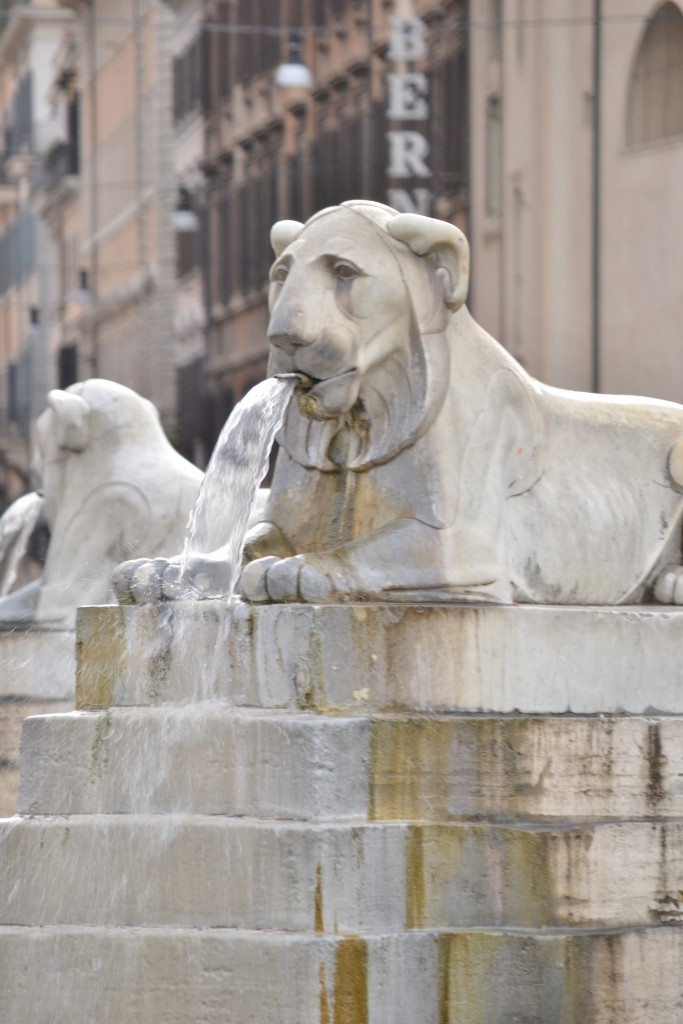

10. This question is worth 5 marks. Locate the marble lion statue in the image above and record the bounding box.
[0,379,202,627]
[117,200,683,607]
[239,200,683,605]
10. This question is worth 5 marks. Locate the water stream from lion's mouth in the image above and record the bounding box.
[179,375,301,599]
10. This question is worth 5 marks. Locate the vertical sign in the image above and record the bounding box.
[386,15,432,215]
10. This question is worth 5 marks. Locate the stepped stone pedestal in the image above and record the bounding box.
[1,600,683,1022]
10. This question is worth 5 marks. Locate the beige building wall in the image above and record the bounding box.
[0,1,71,482]
[600,0,683,402]
[469,0,683,401]
[78,0,176,427]
[170,0,206,462]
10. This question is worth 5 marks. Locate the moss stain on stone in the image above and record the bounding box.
[443,932,493,1024]
[557,934,590,1023]
[369,718,450,823]
[405,824,426,929]
[504,828,553,928]
[368,718,417,822]
[333,936,367,1024]
[89,712,112,779]
[314,863,324,932]
[646,721,666,807]
[319,963,330,1024]
[75,607,127,710]
[296,614,324,711]
[437,934,451,1024]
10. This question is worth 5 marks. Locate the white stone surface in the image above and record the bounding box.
[1,813,680,930]
[18,707,683,823]
[76,600,683,714]
[19,707,372,818]
[0,627,74,699]
[0,924,681,1024]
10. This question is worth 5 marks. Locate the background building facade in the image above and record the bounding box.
[0,0,681,503]
[469,0,683,400]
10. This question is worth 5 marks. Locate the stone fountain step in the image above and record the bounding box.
[0,696,71,817]
[18,706,683,822]
[1,814,682,932]
[76,600,683,714]
[0,923,681,1023]
[0,626,75,700]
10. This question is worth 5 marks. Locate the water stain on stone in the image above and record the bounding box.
[319,964,330,1024]
[646,722,666,807]
[405,824,426,929]
[76,606,127,710]
[314,862,324,932]
[333,936,367,1024]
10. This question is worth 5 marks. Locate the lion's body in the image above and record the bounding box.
[242,201,683,606]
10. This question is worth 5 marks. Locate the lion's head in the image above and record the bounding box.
[267,201,470,471]
[33,379,169,527]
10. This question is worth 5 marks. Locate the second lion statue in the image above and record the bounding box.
[120,200,683,606]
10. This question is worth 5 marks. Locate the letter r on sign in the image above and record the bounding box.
[387,131,432,179]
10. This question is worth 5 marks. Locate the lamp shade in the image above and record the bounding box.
[273,61,313,89]
[172,187,200,233]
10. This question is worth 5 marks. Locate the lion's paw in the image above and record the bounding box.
[654,564,683,605]
[113,557,170,605]
[239,554,340,603]
[114,553,234,604]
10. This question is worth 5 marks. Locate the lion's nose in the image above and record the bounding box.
[268,331,310,354]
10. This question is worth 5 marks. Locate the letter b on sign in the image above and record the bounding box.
[387,16,428,61]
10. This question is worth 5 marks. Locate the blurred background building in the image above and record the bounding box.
[0,0,681,505]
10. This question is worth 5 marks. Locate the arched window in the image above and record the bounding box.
[626,2,683,147]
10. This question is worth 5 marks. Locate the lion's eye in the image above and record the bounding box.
[333,261,359,281]
[272,264,289,284]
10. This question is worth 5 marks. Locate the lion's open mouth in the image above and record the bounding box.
[274,368,358,396]
[273,371,316,389]
[273,367,360,419]
[309,368,357,389]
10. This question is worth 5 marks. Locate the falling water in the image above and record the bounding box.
[0,492,45,597]
[175,375,300,600]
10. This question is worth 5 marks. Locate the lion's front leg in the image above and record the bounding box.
[238,517,508,603]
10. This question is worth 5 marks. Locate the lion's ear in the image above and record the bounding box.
[47,389,91,452]
[387,213,470,312]
[270,220,304,258]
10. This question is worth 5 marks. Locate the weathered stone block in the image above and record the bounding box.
[76,601,683,714]
[1,815,681,931]
[18,708,683,823]
[0,925,681,1023]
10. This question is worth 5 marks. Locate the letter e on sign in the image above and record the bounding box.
[387,73,429,121]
